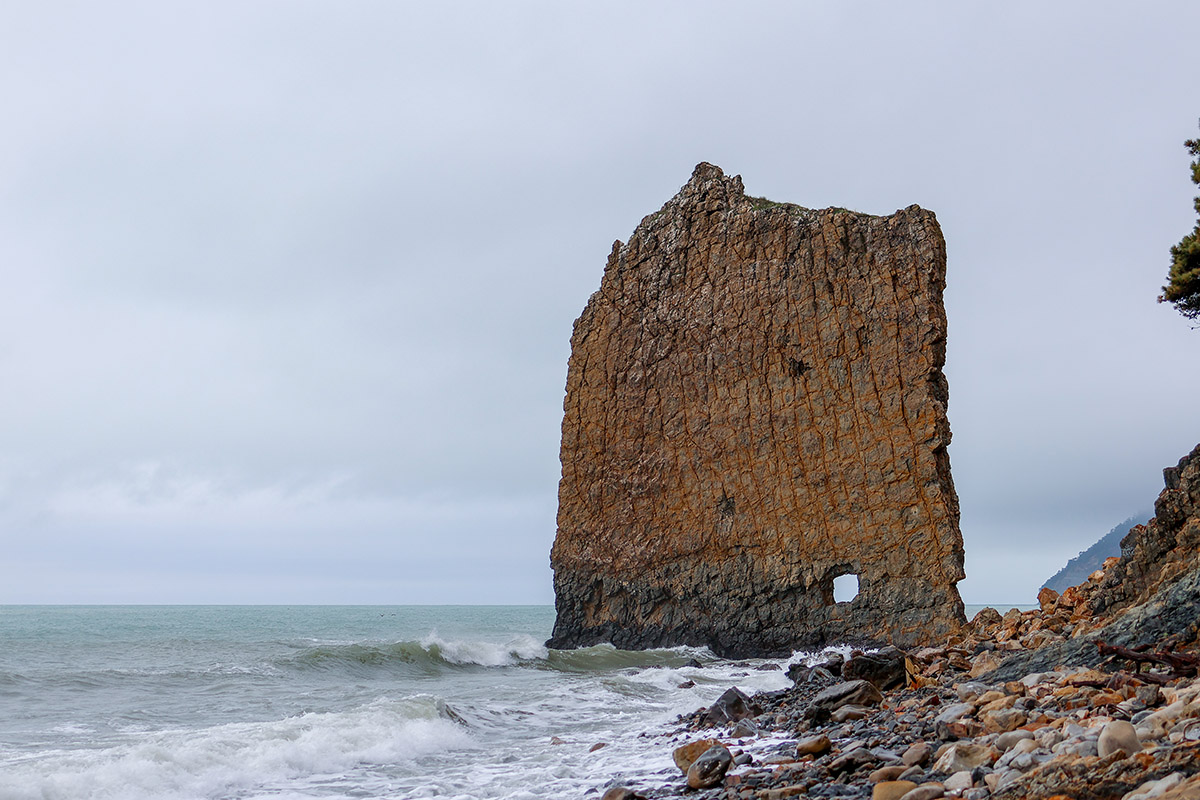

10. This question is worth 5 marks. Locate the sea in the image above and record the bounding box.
[0,604,1005,800]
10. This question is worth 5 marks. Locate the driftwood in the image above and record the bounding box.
[1096,640,1200,679]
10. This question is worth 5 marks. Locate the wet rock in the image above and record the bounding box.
[672,738,721,773]
[731,718,758,738]
[703,687,761,726]
[816,652,846,676]
[788,663,837,686]
[601,788,647,800]
[687,744,732,789]
[677,680,695,689]
[844,647,908,691]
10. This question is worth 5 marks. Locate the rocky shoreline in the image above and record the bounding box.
[592,572,1199,800]
[587,444,1200,800]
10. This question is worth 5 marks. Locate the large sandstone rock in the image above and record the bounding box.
[547,163,965,657]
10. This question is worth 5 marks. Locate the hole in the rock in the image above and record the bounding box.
[833,573,860,604]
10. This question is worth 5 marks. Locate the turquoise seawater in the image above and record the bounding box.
[0,604,1020,799]
[0,606,791,799]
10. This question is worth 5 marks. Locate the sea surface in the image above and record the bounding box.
[0,604,1007,800]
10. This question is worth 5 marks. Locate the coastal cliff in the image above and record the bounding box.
[981,442,1200,683]
[548,163,965,657]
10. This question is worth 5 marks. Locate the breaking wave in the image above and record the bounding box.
[280,633,724,677]
[0,695,473,800]
[281,633,548,674]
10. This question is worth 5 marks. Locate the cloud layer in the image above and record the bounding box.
[2,2,1199,605]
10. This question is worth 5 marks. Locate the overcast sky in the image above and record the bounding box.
[2,2,1198,607]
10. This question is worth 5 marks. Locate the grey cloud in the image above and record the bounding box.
[1,1,1199,605]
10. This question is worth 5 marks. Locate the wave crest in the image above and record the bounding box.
[283,633,549,674]
[0,695,474,800]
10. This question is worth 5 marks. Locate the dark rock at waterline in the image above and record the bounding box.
[686,744,732,789]
[842,646,907,690]
[731,717,758,738]
[702,686,761,726]
[789,652,845,685]
[806,679,884,723]
[788,665,841,689]
[672,738,722,774]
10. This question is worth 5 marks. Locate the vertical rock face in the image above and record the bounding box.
[1091,443,1200,617]
[548,163,965,657]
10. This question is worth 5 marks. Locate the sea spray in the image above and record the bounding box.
[0,605,821,800]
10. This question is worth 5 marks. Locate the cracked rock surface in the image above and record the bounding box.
[548,163,965,657]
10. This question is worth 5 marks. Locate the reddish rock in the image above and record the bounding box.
[1038,587,1060,612]
[548,163,965,657]
[672,738,722,774]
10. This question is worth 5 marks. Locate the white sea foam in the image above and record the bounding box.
[419,631,549,666]
[0,695,474,800]
[3,607,877,800]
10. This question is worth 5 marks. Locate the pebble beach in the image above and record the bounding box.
[594,568,1200,800]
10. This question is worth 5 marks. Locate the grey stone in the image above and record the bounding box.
[995,729,1034,752]
[687,745,732,789]
[806,679,884,722]
[1097,719,1142,758]
[703,686,761,726]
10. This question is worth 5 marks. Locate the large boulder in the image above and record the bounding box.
[806,679,884,722]
[843,646,908,690]
[687,744,733,789]
[702,686,761,727]
[547,163,966,657]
